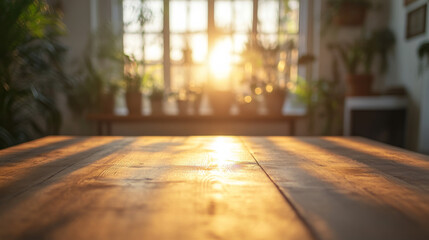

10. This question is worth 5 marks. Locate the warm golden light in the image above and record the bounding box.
[245,62,253,74]
[266,84,273,93]
[254,87,262,95]
[277,60,286,72]
[209,137,237,166]
[209,39,233,80]
[244,96,252,103]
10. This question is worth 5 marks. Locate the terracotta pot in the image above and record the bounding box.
[333,3,367,26]
[150,99,164,115]
[208,91,235,116]
[193,93,203,115]
[265,90,287,115]
[125,92,142,115]
[177,99,188,115]
[100,93,115,115]
[239,100,259,116]
[347,74,373,96]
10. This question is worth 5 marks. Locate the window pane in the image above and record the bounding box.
[258,0,279,33]
[145,64,164,87]
[215,1,232,31]
[281,0,299,34]
[123,0,144,32]
[233,34,249,54]
[191,65,208,86]
[170,34,207,64]
[170,1,187,33]
[259,34,278,47]
[144,34,163,62]
[189,1,207,32]
[234,1,252,32]
[171,65,186,90]
[170,34,185,62]
[124,33,143,60]
[143,0,163,33]
[190,34,208,63]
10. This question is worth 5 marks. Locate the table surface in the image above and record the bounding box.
[1,136,429,240]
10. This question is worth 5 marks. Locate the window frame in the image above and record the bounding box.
[121,0,302,92]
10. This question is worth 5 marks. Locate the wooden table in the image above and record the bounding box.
[87,114,305,136]
[1,136,429,240]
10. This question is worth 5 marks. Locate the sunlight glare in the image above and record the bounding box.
[209,137,236,166]
[209,39,233,80]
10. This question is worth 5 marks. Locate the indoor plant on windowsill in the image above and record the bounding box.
[207,89,235,116]
[175,89,190,115]
[124,56,143,115]
[264,84,288,115]
[330,28,395,96]
[149,86,164,115]
[68,25,124,116]
[238,77,265,116]
[188,87,203,115]
[100,82,120,115]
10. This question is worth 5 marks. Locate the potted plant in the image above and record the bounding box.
[149,86,164,115]
[176,89,188,115]
[240,35,287,115]
[188,88,203,115]
[238,94,259,116]
[208,89,235,116]
[264,85,288,115]
[326,0,371,27]
[124,56,143,115]
[295,54,344,135]
[67,25,124,116]
[330,28,395,96]
[99,83,118,115]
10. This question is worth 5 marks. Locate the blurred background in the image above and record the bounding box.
[1,0,428,154]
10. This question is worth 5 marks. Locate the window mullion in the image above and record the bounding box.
[252,0,258,46]
[163,0,171,91]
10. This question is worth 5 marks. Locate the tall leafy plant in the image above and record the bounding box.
[0,0,66,149]
[329,28,395,75]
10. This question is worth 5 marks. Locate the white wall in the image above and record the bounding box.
[58,0,121,136]
[387,0,429,152]
[58,0,93,135]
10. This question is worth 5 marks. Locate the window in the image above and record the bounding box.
[123,0,164,85]
[123,0,299,96]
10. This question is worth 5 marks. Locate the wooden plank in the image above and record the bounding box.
[0,136,313,240]
[0,136,84,164]
[0,137,128,204]
[242,136,429,240]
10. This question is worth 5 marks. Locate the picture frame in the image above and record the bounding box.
[406,4,427,39]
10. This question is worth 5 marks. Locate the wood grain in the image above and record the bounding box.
[242,136,429,240]
[0,136,313,240]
